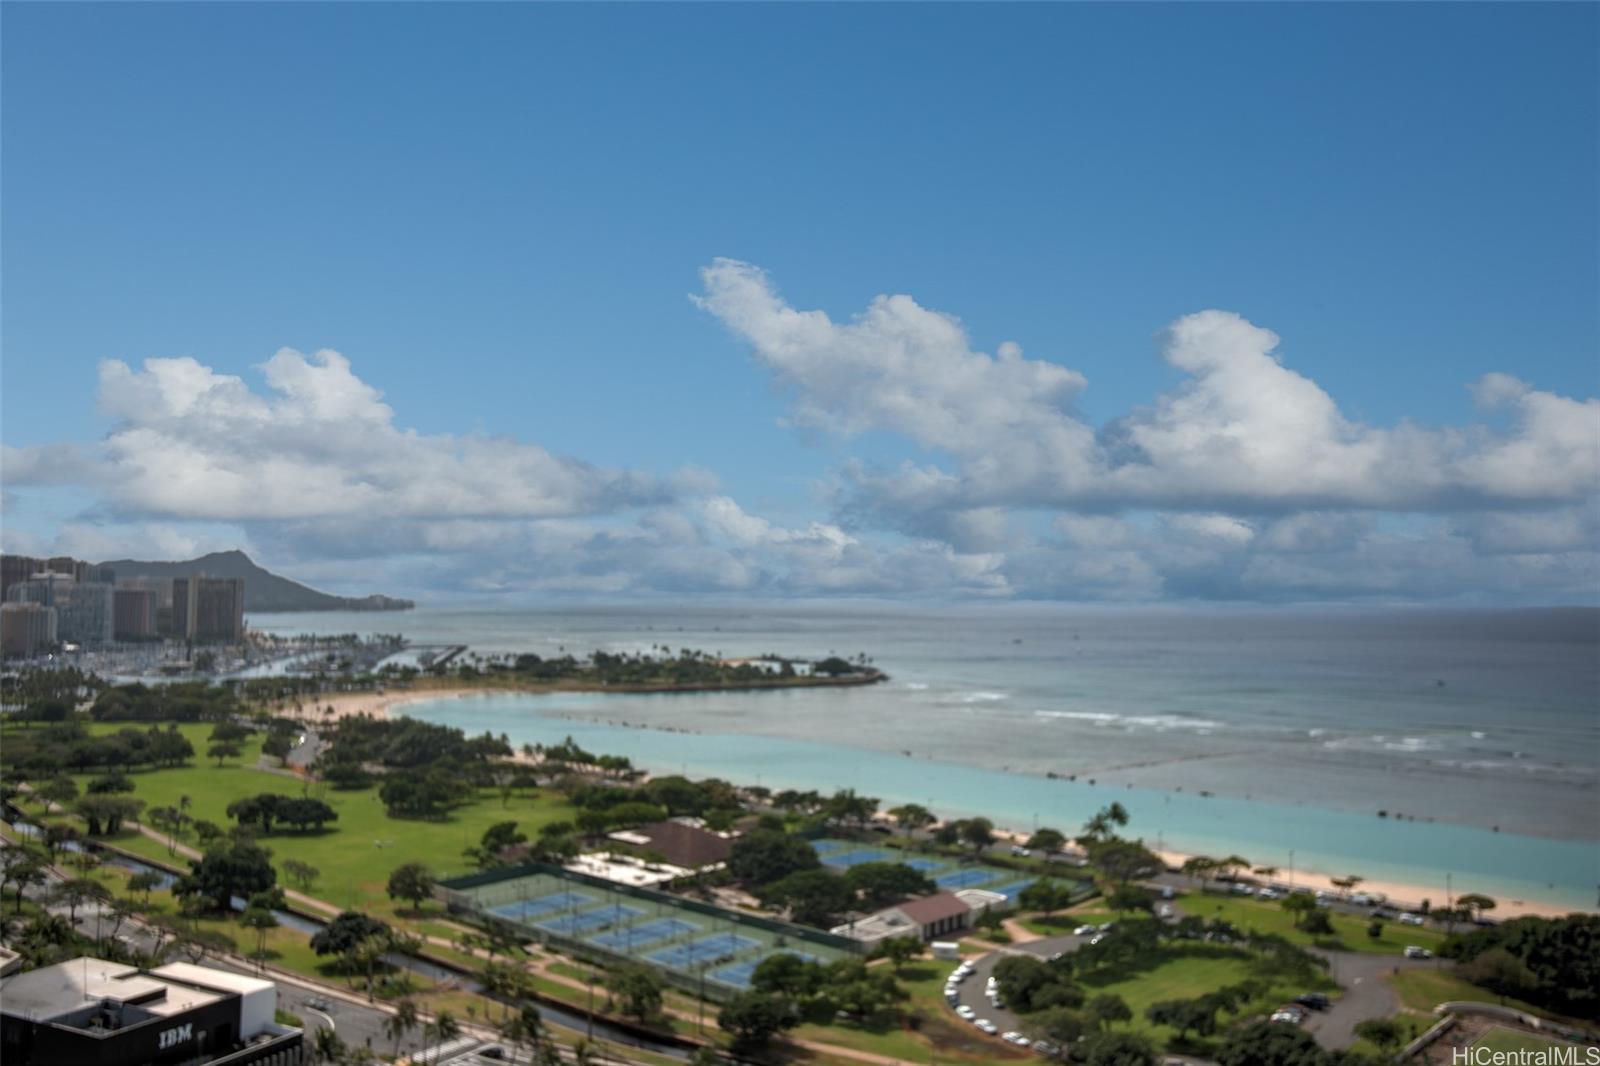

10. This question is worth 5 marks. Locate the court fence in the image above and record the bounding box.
[437,861,860,1003]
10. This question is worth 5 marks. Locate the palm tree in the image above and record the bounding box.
[312,1025,347,1064]
[386,999,419,1061]
[499,1004,545,1064]
[427,1011,460,1066]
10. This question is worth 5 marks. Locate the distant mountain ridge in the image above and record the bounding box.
[99,550,414,613]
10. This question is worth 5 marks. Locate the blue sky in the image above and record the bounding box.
[3,3,1596,604]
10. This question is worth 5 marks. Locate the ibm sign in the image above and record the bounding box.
[157,1023,193,1050]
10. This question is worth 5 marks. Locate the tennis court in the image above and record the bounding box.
[707,950,819,990]
[442,866,856,1001]
[490,890,595,922]
[990,879,1036,900]
[819,847,896,869]
[535,903,644,935]
[589,916,702,952]
[645,932,762,970]
[903,857,944,872]
[935,867,1000,889]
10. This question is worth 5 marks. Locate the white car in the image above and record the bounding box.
[1011,845,1032,857]
[1232,882,1255,895]
[1404,946,1432,959]
[1399,912,1425,926]
[1002,1031,1027,1045]
[1158,904,1174,918]
[957,1005,976,1020]
[976,1019,998,1035]
[1257,887,1282,900]
[1074,924,1097,936]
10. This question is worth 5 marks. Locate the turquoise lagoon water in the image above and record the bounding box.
[252,603,1599,911]
[404,689,1596,913]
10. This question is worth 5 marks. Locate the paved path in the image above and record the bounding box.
[1304,950,1433,1050]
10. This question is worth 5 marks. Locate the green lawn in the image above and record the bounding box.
[1019,903,1114,937]
[1174,891,1448,956]
[49,722,579,922]
[1386,967,1575,1026]
[1077,947,1315,1048]
[1475,1027,1572,1055]
[793,961,1032,1063]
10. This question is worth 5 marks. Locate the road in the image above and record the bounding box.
[1303,950,1433,1050]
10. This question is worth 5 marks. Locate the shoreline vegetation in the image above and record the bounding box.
[4,679,1595,1066]
[320,687,1576,921]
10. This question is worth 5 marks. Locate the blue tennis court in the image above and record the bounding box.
[645,932,761,970]
[535,904,643,935]
[708,951,818,990]
[810,840,850,855]
[990,879,1037,900]
[821,848,894,869]
[904,857,945,872]
[588,917,701,951]
[490,891,594,922]
[935,868,1000,889]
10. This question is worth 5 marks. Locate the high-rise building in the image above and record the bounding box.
[0,602,57,657]
[59,582,114,646]
[1,554,44,601]
[11,574,113,646]
[46,556,91,582]
[114,586,159,641]
[173,577,245,642]
[11,572,75,608]
[0,956,303,1066]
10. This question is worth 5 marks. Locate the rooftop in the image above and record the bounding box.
[0,958,224,1027]
[894,891,972,925]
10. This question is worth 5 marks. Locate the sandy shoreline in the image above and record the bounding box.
[290,686,1582,920]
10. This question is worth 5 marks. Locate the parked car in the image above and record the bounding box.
[1399,912,1426,926]
[1404,946,1432,959]
[1232,882,1255,895]
[1032,1041,1059,1057]
[976,1019,999,1035]
[1003,1032,1030,1046]
[1011,845,1031,857]
[1074,924,1097,936]
[957,1005,976,1020]
[1270,1006,1306,1025]
[1257,887,1282,900]
[1293,993,1330,1010]
[945,992,959,1006]
[1158,904,1174,918]
[1161,885,1175,899]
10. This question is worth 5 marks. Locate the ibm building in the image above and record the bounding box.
[0,957,303,1066]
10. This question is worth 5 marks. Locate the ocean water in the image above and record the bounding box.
[250,604,1600,910]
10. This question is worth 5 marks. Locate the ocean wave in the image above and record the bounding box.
[958,691,1009,703]
[903,682,930,691]
[1033,710,1223,731]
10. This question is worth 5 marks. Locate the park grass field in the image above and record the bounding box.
[56,722,580,922]
[1386,968,1587,1029]
[1074,946,1322,1048]
[1474,1027,1573,1055]
[1171,891,1448,956]
[793,960,1033,1063]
